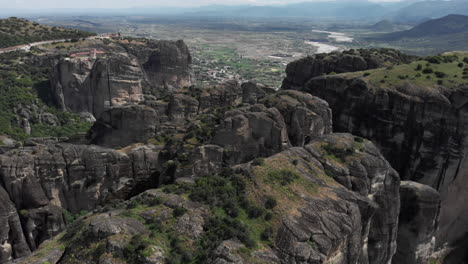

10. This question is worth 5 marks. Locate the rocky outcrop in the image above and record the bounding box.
[0,143,161,259]
[87,104,158,148]
[394,181,440,264]
[123,39,193,90]
[298,74,468,250]
[281,48,415,90]
[212,104,290,164]
[263,90,332,146]
[50,53,145,118]
[49,58,94,114]
[49,39,193,118]
[230,133,400,264]
[0,186,31,262]
[14,132,400,264]
[305,133,400,264]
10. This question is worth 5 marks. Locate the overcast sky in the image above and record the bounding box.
[1,0,403,9]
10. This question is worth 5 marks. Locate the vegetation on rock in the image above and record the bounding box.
[0,17,95,48]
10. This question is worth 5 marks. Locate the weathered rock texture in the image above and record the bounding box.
[0,186,31,262]
[0,143,161,260]
[49,39,193,118]
[263,90,332,146]
[212,104,291,164]
[394,181,440,264]
[123,39,193,89]
[14,133,400,264]
[297,73,468,250]
[87,104,158,148]
[281,48,415,90]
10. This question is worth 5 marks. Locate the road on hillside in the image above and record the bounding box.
[0,35,105,54]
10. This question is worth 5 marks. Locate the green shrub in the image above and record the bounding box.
[422,67,433,74]
[354,137,364,143]
[173,206,188,218]
[265,197,277,209]
[426,57,440,64]
[264,212,273,221]
[322,143,353,162]
[260,227,274,241]
[434,71,446,78]
[252,158,265,166]
[415,64,422,71]
[247,205,265,219]
[267,169,300,185]
[124,234,150,264]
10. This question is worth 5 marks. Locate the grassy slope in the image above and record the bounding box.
[340,52,468,94]
[0,17,95,48]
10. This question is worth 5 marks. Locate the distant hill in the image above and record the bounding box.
[391,0,468,22]
[0,17,95,48]
[184,1,408,19]
[367,20,407,32]
[364,15,468,55]
[380,14,468,40]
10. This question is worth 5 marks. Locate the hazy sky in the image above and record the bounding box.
[1,0,403,9]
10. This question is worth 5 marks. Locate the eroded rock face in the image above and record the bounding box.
[87,105,158,148]
[281,49,415,90]
[245,133,400,264]
[212,104,290,164]
[14,132,400,264]
[0,186,31,262]
[50,53,145,118]
[123,39,193,89]
[299,74,468,249]
[0,143,161,259]
[394,181,440,264]
[263,90,332,146]
[49,39,193,118]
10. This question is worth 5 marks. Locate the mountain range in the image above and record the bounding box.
[379,14,468,40]
[1,0,468,22]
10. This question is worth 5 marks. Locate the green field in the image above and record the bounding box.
[192,45,285,88]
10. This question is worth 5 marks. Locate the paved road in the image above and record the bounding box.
[0,36,102,54]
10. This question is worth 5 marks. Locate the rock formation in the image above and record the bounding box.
[394,181,440,264]
[87,104,158,148]
[281,48,415,90]
[14,133,400,264]
[123,39,193,89]
[0,36,450,264]
[297,73,467,251]
[49,39,193,118]
[0,143,161,260]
